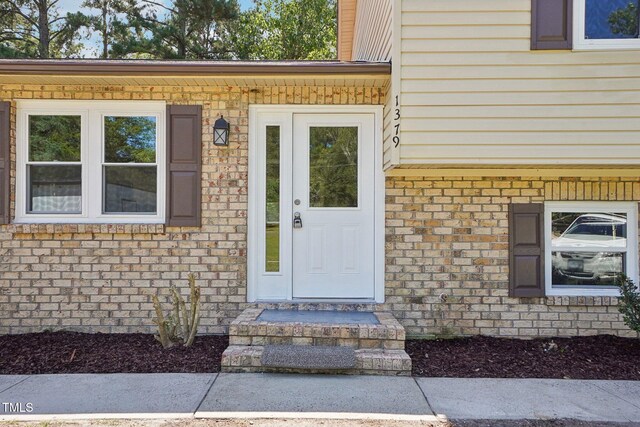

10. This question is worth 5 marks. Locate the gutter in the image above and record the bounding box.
[0,60,391,76]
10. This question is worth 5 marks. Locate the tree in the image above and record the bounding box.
[126,0,240,59]
[609,1,640,37]
[0,2,27,57]
[0,0,83,58]
[230,0,337,60]
[69,0,144,59]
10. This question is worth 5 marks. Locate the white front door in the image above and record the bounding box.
[292,114,375,299]
[248,107,381,302]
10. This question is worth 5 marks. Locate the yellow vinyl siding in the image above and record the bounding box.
[353,0,393,62]
[399,0,640,166]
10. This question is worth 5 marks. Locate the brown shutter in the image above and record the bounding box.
[509,203,545,297]
[531,0,573,50]
[166,105,202,227]
[0,101,10,225]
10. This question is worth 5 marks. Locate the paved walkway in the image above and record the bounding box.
[0,373,639,423]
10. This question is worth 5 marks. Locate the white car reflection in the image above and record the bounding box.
[551,214,626,284]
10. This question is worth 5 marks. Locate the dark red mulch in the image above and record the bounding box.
[0,331,228,374]
[407,335,640,380]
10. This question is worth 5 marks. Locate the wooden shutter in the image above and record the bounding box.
[509,203,545,297]
[166,105,202,227]
[0,101,9,225]
[531,0,573,50]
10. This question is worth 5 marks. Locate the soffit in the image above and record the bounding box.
[0,60,390,87]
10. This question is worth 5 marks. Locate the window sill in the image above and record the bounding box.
[3,223,166,234]
[546,296,620,306]
[573,42,640,51]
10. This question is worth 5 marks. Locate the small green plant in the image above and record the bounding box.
[152,273,201,348]
[616,274,640,334]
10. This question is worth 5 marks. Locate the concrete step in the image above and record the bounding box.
[221,345,412,376]
[228,308,405,350]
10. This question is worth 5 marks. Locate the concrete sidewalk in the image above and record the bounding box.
[0,373,639,424]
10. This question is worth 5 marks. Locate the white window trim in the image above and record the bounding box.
[574,0,640,50]
[544,201,639,297]
[16,100,166,224]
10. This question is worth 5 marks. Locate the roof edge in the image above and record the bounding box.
[0,60,391,76]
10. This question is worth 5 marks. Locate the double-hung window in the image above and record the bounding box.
[545,202,638,296]
[574,0,640,49]
[16,101,165,223]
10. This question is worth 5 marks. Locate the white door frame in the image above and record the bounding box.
[247,105,385,303]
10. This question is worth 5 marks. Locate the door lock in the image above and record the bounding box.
[293,212,303,229]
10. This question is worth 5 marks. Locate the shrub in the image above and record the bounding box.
[616,274,640,334]
[152,273,201,348]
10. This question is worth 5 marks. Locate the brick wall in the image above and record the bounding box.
[1,83,638,339]
[0,84,383,334]
[384,175,640,338]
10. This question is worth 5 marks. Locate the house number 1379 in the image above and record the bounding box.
[393,95,401,147]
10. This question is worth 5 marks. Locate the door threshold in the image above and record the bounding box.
[256,299,379,305]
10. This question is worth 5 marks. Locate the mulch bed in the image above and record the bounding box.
[0,331,228,374]
[3,332,640,379]
[407,335,640,380]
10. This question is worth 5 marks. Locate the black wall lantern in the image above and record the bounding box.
[213,115,230,146]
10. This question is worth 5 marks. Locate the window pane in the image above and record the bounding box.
[551,212,627,245]
[28,165,81,213]
[104,116,156,163]
[552,251,625,287]
[551,212,628,287]
[309,126,358,208]
[266,126,280,272]
[29,115,81,162]
[104,166,157,213]
[586,0,639,39]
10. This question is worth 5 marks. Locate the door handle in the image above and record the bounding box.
[293,212,303,229]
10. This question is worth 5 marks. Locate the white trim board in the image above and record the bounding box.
[247,105,385,303]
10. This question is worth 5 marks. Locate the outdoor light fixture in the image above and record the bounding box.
[213,115,230,147]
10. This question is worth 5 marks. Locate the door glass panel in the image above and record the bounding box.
[309,126,358,208]
[265,126,280,272]
[551,212,627,287]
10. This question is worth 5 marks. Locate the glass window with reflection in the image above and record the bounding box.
[103,116,157,214]
[265,125,280,272]
[551,211,628,288]
[18,101,164,223]
[576,0,640,49]
[585,0,639,40]
[27,115,82,214]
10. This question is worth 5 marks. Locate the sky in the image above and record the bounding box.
[58,0,254,12]
[56,0,254,57]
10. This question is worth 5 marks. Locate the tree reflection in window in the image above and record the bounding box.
[309,126,358,208]
[586,0,640,39]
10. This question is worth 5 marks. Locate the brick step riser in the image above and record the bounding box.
[229,335,404,350]
[221,345,411,376]
[229,324,405,341]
